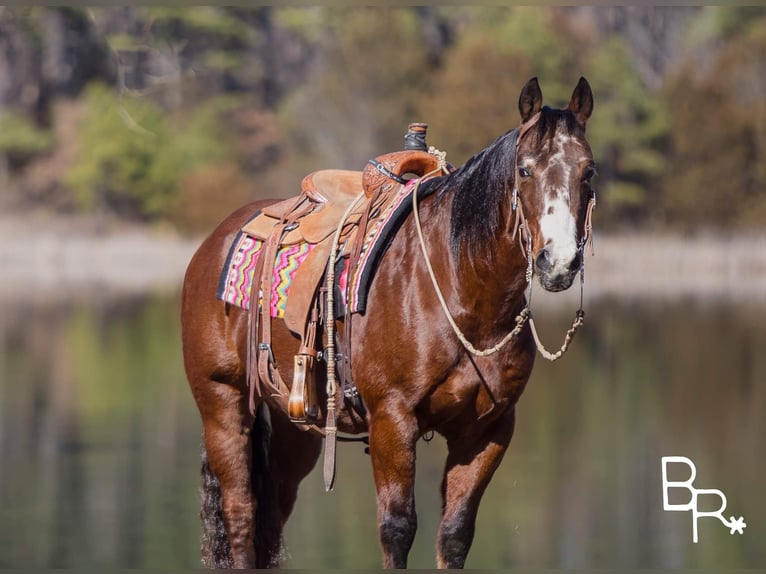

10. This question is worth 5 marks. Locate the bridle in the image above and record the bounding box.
[508,111,596,360]
[412,111,596,361]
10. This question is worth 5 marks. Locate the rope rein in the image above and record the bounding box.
[411,151,532,357]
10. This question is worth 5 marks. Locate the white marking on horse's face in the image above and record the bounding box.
[538,131,579,276]
[539,192,578,275]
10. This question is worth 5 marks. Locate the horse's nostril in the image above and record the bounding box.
[535,249,553,273]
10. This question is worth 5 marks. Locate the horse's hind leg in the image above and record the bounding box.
[197,381,260,568]
[437,408,516,569]
[266,406,322,525]
[198,388,321,569]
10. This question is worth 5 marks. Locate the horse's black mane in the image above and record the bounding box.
[420,107,581,263]
[420,127,520,262]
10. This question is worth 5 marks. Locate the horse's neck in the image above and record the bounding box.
[417,193,529,341]
[452,235,529,322]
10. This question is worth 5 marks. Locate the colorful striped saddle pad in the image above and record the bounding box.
[217,237,320,317]
[216,177,438,319]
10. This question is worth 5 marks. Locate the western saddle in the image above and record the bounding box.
[242,123,448,428]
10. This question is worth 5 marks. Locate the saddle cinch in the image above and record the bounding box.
[243,123,447,426]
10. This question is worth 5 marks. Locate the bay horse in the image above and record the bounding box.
[181,77,596,569]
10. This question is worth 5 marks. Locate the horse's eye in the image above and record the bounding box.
[518,167,531,178]
[583,166,597,182]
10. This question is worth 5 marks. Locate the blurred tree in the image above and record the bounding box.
[0,110,54,168]
[274,8,432,173]
[65,83,233,221]
[577,7,700,91]
[586,36,669,228]
[414,8,581,164]
[2,5,766,233]
[0,8,111,124]
[65,82,172,218]
[661,7,766,229]
[420,8,673,230]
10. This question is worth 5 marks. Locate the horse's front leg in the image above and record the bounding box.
[368,402,419,568]
[437,407,516,569]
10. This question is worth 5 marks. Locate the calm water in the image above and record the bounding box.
[0,292,763,569]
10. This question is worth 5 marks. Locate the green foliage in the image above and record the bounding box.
[416,31,533,163]
[66,83,169,217]
[492,8,580,105]
[417,8,581,163]
[201,50,244,73]
[586,36,669,224]
[66,83,231,220]
[686,6,766,47]
[105,33,144,53]
[275,8,432,171]
[273,7,324,44]
[6,6,766,231]
[142,7,251,41]
[0,110,55,160]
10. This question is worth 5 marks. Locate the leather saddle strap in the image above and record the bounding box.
[342,186,387,377]
[300,303,319,356]
[248,224,283,414]
[256,228,287,396]
[248,195,314,415]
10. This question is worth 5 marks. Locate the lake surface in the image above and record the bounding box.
[0,292,763,569]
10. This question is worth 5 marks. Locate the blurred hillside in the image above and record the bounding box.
[0,6,764,235]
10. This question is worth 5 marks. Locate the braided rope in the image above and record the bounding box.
[527,312,584,361]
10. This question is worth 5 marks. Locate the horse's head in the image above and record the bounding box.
[513,77,596,292]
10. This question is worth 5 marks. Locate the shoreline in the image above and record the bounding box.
[2,223,766,304]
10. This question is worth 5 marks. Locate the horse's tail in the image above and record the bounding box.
[199,402,283,569]
[250,403,284,567]
[200,445,233,569]
[200,445,233,568]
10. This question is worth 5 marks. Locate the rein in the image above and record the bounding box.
[412,151,531,357]
[323,190,367,491]
[412,115,596,361]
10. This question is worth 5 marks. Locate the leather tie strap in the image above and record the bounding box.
[248,195,314,416]
[367,158,409,185]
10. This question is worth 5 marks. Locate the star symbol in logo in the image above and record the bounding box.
[727,516,747,535]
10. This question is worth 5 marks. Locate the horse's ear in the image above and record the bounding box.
[568,76,594,128]
[518,77,543,124]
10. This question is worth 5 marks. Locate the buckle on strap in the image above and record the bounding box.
[258,342,275,363]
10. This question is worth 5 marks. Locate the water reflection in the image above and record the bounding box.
[0,294,763,568]
[0,295,201,568]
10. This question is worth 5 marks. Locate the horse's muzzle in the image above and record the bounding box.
[534,247,581,292]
